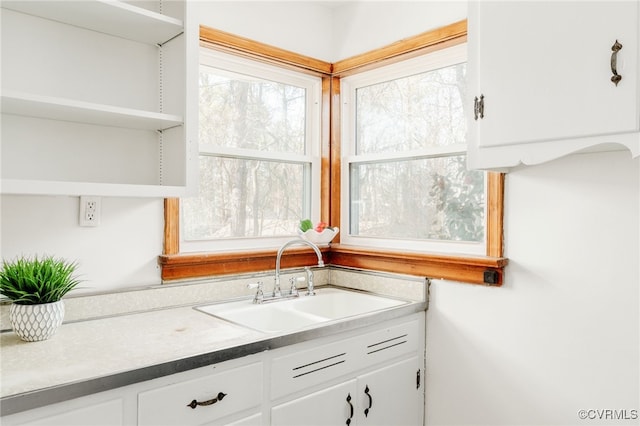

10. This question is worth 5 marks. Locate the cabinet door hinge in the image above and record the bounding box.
[474,94,485,120]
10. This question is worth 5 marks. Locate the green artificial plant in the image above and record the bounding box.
[0,256,81,305]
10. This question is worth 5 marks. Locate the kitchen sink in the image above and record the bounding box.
[196,301,328,333]
[196,287,408,333]
[287,288,407,319]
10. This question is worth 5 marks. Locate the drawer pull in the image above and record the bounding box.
[364,385,373,417]
[187,392,227,409]
[346,393,354,425]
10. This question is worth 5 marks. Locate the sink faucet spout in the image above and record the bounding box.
[274,238,324,297]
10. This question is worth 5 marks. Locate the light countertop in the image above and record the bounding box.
[0,306,264,399]
[0,269,428,416]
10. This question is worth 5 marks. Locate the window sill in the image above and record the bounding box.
[158,245,507,286]
[328,244,508,286]
[158,246,331,281]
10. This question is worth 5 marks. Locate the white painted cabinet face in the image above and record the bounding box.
[355,357,423,426]
[0,0,197,197]
[138,363,263,426]
[271,380,357,426]
[270,315,425,426]
[2,313,425,426]
[223,413,263,426]
[1,395,127,426]
[468,1,640,169]
[271,357,423,426]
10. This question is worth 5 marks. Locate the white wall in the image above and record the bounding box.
[193,1,466,62]
[0,196,163,293]
[194,1,335,61]
[426,151,639,425]
[332,1,466,61]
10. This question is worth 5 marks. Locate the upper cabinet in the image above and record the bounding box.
[467,1,640,170]
[0,1,198,197]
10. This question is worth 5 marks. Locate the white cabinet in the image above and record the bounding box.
[271,357,423,426]
[0,0,198,197]
[1,313,425,426]
[355,357,423,426]
[2,360,263,426]
[225,413,263,426]
[1,390,130,426]
[271,380,356,426]
[138,362,263,426]
[467,1,640,170]
[271,315,425,426]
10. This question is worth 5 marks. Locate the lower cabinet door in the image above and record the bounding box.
[1,398,124,426]
[271,380,357,426]
[356,357,423,426]
[223,413,263,426]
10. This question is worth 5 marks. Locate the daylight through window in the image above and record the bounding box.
[341,44,486,254]
[181,48,322,252]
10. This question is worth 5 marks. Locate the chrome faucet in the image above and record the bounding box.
[274,237,324,297]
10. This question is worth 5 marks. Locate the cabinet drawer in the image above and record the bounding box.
[271,337,358,400]
[138,362,262,426]
[271,316,422,400]
[357,317,421,370]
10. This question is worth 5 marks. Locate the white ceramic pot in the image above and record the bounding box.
[9,300,65,342]
[298,227,339,245]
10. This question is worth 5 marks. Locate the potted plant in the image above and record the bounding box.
[0,255,81,342]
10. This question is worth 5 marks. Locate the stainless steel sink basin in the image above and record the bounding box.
[196,287,408,333]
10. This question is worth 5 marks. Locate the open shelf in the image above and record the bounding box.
[1,0,196,198]
[1,0,183,45]
[2,91,183,131]
[1,179,189,198]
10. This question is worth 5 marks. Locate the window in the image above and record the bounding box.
[161,21,506,285]
[181,48,322,252]
[340,44,486,255]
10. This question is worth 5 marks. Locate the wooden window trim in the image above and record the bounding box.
[331,19,468,76]
[159,20,508,286]
[199,26,332,76]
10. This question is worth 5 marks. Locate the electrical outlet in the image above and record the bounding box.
[79,196,101,227]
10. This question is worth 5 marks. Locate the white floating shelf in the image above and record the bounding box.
[1,0,183,45]
[2,91,183,131]
[0,179,189,198]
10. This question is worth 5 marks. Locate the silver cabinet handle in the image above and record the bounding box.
[611,40,622,86]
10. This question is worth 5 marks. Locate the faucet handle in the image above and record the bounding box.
[248,281,264,303]
[288,277,303,297]
[304,267,316,296]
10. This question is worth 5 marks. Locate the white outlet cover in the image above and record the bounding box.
[79,196,101,227]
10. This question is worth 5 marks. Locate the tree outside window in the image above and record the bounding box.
[342,45,486,253]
